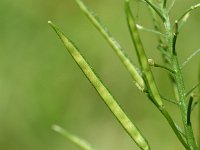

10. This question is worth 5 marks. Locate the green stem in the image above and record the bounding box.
[125,2,189,148]
[164,14,197,148]
[172,55,197,149]
[154,63,175,74]
[159,107,189,149]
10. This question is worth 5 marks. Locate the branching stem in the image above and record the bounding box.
[171,31,197,149]
[49,0,199,149]
[160,3,198,148]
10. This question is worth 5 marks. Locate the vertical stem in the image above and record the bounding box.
[172,56,197,149]
[164,15,197,149]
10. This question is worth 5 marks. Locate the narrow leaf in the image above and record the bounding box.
[75,0,145,92]
[125,0,163,107]
[52,125,95,150]
[48,21,150,150]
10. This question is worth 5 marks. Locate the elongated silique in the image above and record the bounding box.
[49,0,200,149]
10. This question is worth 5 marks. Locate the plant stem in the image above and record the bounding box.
[172,55,197,149]
[126,1,189,148]
[159,107,189,149]
[163,13,197,149]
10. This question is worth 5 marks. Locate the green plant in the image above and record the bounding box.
[49,0,200,149]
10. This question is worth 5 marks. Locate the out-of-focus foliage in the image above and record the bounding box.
[0,0,199,150]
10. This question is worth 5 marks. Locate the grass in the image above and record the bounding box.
[49,0,200,149]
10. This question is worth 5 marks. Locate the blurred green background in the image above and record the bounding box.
[0,0,199,149]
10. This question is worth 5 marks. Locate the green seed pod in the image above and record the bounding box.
[48,21,150,150]
[125,0,163,107]
[75,0,146,92]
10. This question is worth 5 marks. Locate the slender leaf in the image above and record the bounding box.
[48,21,150,150]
